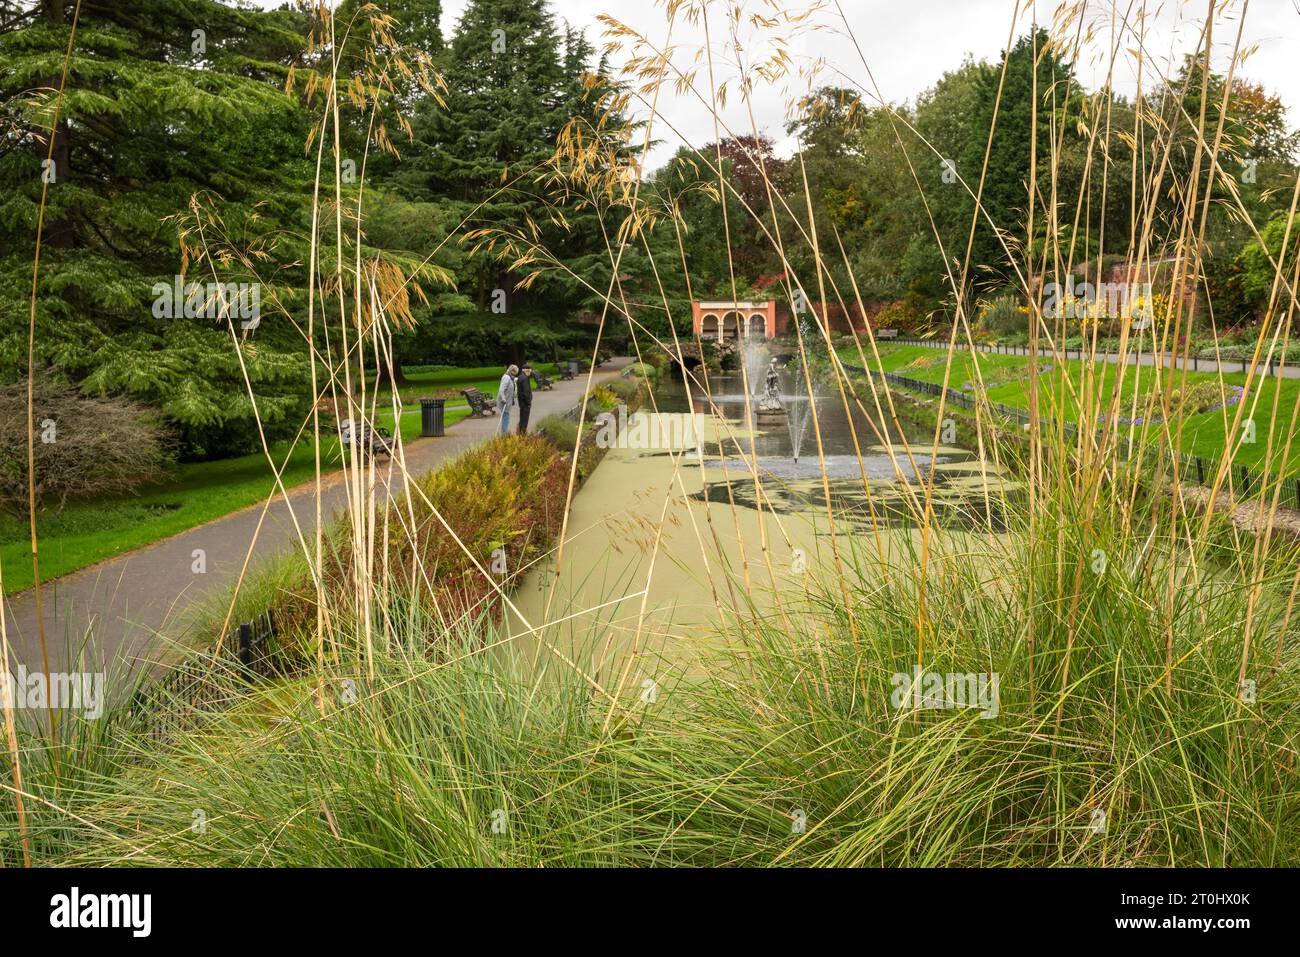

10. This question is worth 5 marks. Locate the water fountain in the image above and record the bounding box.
[751,354,814,463]
[740,336,769,399]
[685,328,984,500]
[784,363,814,464]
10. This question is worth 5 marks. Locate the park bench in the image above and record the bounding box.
[876,328,899,340]
[531,370,554,391]
[560,360,580,380]
[595,351,613,367]
[339,419,392,462]
[461,387,497,416]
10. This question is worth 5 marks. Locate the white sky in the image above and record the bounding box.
[250,0,1300,169]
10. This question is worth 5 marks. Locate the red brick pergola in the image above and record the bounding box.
[691,300,777,340]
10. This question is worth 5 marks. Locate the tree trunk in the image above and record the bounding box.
[374,352,409,390]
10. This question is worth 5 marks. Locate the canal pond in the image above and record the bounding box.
[500,368,1021,689]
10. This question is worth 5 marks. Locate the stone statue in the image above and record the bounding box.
[758,358,784,414]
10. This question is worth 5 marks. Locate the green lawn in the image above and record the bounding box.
[366,362,562,406]
[0,366,514,596]
[841,344,1300,475]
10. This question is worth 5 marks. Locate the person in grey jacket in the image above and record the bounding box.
[497,364,518,434]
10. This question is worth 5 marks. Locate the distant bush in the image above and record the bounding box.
[641,350,671,371]
[625,362,658,379]
[1196,342,1256,361]
[587,385,619,412]
[535,414,579,452]
[871,298,917,333]
[0,376,173,514]
[1170,380,1229,416]
[978,295,1026,335]
[604,378,639,402]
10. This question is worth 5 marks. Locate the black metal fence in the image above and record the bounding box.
[129,611,279,742]
[847,365,1300,512]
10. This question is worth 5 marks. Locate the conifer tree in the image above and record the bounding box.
[0,0,314,455]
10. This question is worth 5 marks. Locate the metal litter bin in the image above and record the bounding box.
[420,397,445,437]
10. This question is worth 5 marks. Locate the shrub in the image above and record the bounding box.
[604,378,639,402]
[1170,380,1229,416]
[535,414,579,452]
[871,298,917,332]
[977,295,1026,335]
[625,362,658,379]
[264,432,572,653]
[587,385,619,412]
[378,435,567,615]
[0,376,173,514]
[1197,342,1254,361]
[641,350,671,371]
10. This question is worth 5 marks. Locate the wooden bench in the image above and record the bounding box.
[339,420,392,462]
[559,360,579,381]
[461,387,497,416]
[876,328,899,340]
[531,370,554,391]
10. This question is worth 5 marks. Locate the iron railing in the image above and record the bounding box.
[129,611,279,741]
[886,337,1297,379]
[845,364,1300,511]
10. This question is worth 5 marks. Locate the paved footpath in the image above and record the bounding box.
[3,362,627,679]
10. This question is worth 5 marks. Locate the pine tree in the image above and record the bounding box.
[402,0,564,304]
[0,0,315,456]
[959,28,1082,291]
[362,0,638,365]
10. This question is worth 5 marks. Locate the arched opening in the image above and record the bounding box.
[747,314,766,338]
[700,313,719,339]
[720,311,744,340]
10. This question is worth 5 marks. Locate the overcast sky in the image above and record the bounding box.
[250,0,1300,169]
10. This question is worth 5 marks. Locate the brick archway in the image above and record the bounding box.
[692,300,776,339]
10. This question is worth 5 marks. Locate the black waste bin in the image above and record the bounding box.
[420,397,445,437]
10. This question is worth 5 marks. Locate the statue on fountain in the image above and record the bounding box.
[757,357,784,414]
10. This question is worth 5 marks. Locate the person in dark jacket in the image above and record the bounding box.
[516,363,534,433]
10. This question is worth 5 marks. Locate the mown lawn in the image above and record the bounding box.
[0,366,512,596]
[840,343,1300,475]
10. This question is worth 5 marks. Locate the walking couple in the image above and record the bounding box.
[497,363,534,434]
